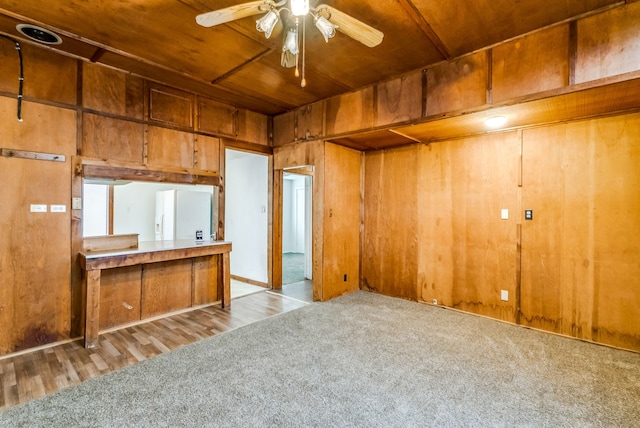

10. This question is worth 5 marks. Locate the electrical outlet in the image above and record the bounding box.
[432,299,438,305]
[72,197,82,210]
[501,290,509,301]
[501,208,509,220]
[50,204,66,213]
[30,204,47,213]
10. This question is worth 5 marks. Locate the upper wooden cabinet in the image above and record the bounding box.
[197,97,235,137]
[82,113,144,163]
[83,63,144,119]
[148,83,194,129]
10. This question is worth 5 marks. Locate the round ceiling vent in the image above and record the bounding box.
[16,24,62,45]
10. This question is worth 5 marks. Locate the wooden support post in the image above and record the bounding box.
[84,270,101,348]
[221,252,231,308]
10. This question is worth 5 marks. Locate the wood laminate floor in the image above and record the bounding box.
[0,291,307,410]
[270,280,313,303]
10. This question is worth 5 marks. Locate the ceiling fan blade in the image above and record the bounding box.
[315,5,384,47]
[196,1,271,28]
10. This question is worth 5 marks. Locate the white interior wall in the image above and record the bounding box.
[83,183,109,237]
[282,179,295,253]
[225,150,269,283]
[283,174,306,254]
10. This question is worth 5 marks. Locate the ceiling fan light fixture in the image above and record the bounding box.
[256,9,279,38]
[290,0,309,16]
[314,16,338,42]
[283,27,299,55]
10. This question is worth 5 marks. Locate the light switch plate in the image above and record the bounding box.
[72,197,82,210]
[501,209,509,220]
[50,204,66,213]
[30,204,47,213]
[501,290,509,301]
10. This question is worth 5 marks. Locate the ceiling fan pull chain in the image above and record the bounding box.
[295,18,300,77]
[301,16,306,88]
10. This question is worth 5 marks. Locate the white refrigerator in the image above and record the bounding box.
[154,190,212,241]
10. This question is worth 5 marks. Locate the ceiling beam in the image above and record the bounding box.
[397,0,451,60]
[210,48,274,84]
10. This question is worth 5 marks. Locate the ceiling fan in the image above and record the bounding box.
[196,0,384,87]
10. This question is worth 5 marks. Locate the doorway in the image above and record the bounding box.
[276,172,313,302]
[225,149,269,299]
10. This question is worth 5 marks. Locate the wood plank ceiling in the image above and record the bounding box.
[0,0,622,115]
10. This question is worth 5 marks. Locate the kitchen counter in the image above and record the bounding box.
[80,240,232,348]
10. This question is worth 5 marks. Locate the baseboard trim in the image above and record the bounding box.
[231,275,268,288]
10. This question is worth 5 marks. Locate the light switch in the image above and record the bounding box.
[72,198,82,210]
[501,209,509,220]
[501,290,509,301]
[30,204,47,213]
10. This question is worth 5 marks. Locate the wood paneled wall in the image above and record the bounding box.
[0,99,76,353]
[362,112,640,351]
[0,42,270,355]
[272,2,640,148]
[323,144,361,300]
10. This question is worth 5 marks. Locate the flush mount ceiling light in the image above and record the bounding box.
[485,116,508,129]
[196,0,383,88]
[16,24,62,45]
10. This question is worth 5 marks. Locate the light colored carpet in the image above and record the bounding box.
[2,291,639,427]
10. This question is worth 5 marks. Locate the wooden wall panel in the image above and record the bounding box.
[236,109,269,147]
[141,259,192,319]
[418,133,520,322]
[99,266,142,329]
[522,113,640,350]
[296,101,325,141]
[194,135,220,172]
[521,124,597,339]
[322,143,361,300]
[492,25,569,103]
[82,113,144,163]
[148,84,194,128]
[273,110,296,147]
[0,100,76,354]
[0,42,77,106]
[325,87,375,136]
[362,146,418,300]
[376,71,423,126]
[193,256,219,305]
[417,143,454,306]
[146,126,195,169]
[197,98,235,137]
[576,2,640,84]
[83,63,143,119]
[426,51,488,116]
[590,114,640,350]
[273,140,324,170]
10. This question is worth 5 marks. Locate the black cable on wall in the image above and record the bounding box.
[1,34,24,121]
